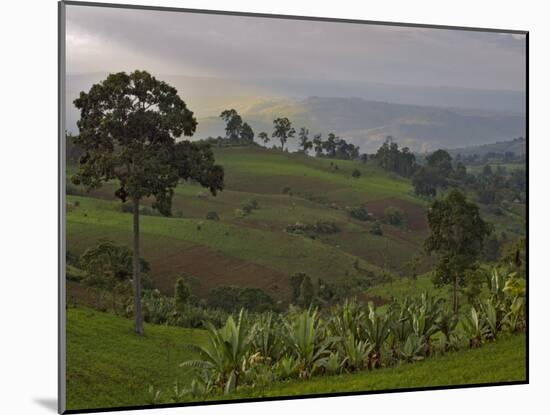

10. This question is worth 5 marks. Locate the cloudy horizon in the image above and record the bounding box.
[65,4,526,93]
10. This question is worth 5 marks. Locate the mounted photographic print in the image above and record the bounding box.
[58,1,528,413]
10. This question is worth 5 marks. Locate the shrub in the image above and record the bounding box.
[142,289,176,325]
[205,211,220,221]
[315,221,340,234]
[285,221,340,236]
[348,205,370,221]
[207,286,274,313]
[352,168,361,178]
[66,183,84,196]
[298,275,314,307]
[241,199,260,215]
[174,278,191,313]
[290,273,307,303]
[369,221,383,235]
[384,206,404,226]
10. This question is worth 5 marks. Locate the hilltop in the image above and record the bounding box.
[194,96,525,153]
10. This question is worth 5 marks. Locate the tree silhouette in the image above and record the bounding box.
[272,117,295,151]
[220,109,243,141]
[258,131,270,145]
[298,127,312,153]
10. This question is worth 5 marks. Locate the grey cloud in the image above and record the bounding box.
[65,4,526,91]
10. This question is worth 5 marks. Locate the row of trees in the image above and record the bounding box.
[218,109,360,159]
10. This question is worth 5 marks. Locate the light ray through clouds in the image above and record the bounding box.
[65,4,526,92]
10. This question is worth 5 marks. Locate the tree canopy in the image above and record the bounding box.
[425,189,492,312]
[72,70,224,334]
[272,117,295,151]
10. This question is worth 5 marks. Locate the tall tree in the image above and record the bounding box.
[219,109,243,141]
[425,189,492,313]
[258,131,270,145]
[272,117,295,151]
[426,149,453,177]
[323,133,339,158]
[72,70,224,334]
[240,122,255,144]
[313,133,324,157]
[298,127,312,153]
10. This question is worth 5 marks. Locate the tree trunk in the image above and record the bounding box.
[132,198,144,335]
[453,272,459,314]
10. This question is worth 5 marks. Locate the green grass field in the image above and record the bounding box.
[66,147,434,301]
[65,146,527,411]
[66,307,526,411]
[66,307,208,411]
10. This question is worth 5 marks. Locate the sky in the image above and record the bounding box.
[65,4,526,93]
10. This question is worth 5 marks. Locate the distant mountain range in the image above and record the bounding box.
[445,138,526,158]
[194,96,525,153]
[65,73,526,153]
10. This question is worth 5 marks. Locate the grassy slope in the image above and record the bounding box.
[66,146,431,300]
[66,307,526,410]
[66,307,207,411]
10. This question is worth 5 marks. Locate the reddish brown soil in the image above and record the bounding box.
[150,245,291,301]
[366,198,428,231]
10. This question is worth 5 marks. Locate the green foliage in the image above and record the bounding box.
[258,131,270,145]
[181,309,252,393]
[141,289,176,325]
[66,306,525,408]
[298,127,312,152]
[272,117,296,151]
[426,149,453,177]
[290,273,307,304]
[283,309,333,379]
[412,166,442,197]
[352,168,361,178]
[298,275,315,308]
[174,278,191,313]
[207,286,274,313]
[72,70,224,334]
[348,205,370,221]
[274,356,300,380]
[384,206,405,226]
[205,211,220,221]
[425,189,492,312]
[400,334,427,363]
[462,307,486,348]
[240,199,260,215]
[362,303,391,368]
[369,220,383,236]
[373,138,416,177]
[285,221,340,236]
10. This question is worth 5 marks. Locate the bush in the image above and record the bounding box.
[241,199,260,215]
[205,211,220,221]
[285,221,340,236]
[66,183,84,196]
[352,168,361,178]
[369,220,383,235]
[207,286,275,313]
[348,205,370,221]
[384,206,404,226]
[174,278,191,312]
